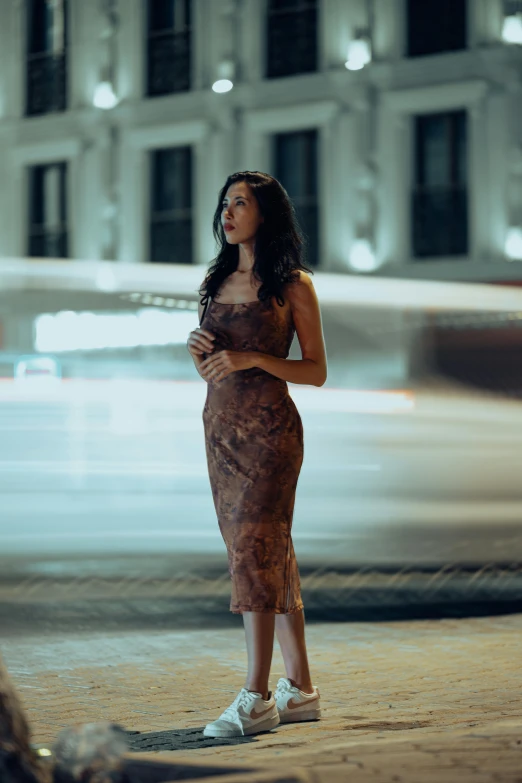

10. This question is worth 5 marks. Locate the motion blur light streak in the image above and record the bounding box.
[96,266,118,292]
[2,260,522,313]
[0,378,414,415]
[292,387,414,414]
[34,310,197,351]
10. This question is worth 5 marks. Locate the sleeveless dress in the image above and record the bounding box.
[200,294,304,614]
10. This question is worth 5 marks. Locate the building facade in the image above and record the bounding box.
[0,0,522,283]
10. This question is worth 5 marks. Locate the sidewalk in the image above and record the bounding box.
[1,613,522,781]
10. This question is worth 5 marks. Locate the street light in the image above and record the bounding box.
[94,0,119,109]
[349,238,379,272]
[502,13,522,44]
[212,59,235,94]
[505,226,522,260]
[345,32,372,72]
[93,79,118,110]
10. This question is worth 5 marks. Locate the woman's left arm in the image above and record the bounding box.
[253,272,327,387]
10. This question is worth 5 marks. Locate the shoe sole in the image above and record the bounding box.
[203,713,280,738]
[279,708,321,723]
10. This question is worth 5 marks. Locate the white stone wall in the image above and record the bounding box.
[0,0,521,282]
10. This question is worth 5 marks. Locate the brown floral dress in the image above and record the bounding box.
[200,294,304,614]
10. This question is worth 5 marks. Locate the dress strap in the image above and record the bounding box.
[199,296,210,326]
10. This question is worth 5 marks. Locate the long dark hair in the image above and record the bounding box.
[198,171,314,308]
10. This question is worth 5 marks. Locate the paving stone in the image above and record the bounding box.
[1,615,522,781]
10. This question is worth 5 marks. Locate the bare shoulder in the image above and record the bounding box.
[285,270,318,307]
[292,269,312,285]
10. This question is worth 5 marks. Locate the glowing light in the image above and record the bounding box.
[290,386,415,415]
[212,59,235,93]
[349,239,379,272]
[34,310,199,352]
[93,80,118,109]
[505,226,522,260]
[345,37,372,71]
[502,14,522,44]
[212,79,233,94]
[96,266,117,292]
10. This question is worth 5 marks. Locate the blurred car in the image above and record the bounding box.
[14,355,61,390]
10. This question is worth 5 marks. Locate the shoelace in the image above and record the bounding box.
[221,689,253,720]
[276,680,292,696]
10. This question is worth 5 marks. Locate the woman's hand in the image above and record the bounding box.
[187,327,216,360]
[199,350,258,383]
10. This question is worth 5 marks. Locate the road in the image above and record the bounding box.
[1,379,522,565]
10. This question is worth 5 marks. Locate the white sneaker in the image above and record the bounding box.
[203,688,280,738]
[274,678,321,723]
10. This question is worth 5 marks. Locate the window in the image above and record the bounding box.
[150,147,193,264]
[412,110,468,259]
[26,0,67,116]
[504,0,522,13]
[406,0,466,57]
[147,0,191,96]
[28,162,68,258]
[274,130,319,267]
[266,0,317,79]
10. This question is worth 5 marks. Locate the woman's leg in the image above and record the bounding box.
[274,609,314,693]
[242,611,275,700]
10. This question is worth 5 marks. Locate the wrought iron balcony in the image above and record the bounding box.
[412,186,468,259]
[147,30,191,96]
[26,52,67,116]
[28,228,68,259]
[150,213,193,263]
[266,4,317,78]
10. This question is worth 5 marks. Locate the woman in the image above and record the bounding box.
[0,654,49,782]
[186,171,327,738]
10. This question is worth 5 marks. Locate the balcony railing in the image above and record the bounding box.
[28,228,68,258]
[26,52,67,116]
[147,30,191,96]
[150,212,193,263]
[266,5,317,78]
[412,186,468,259]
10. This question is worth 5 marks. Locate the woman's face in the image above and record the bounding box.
[221,181,264,245]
